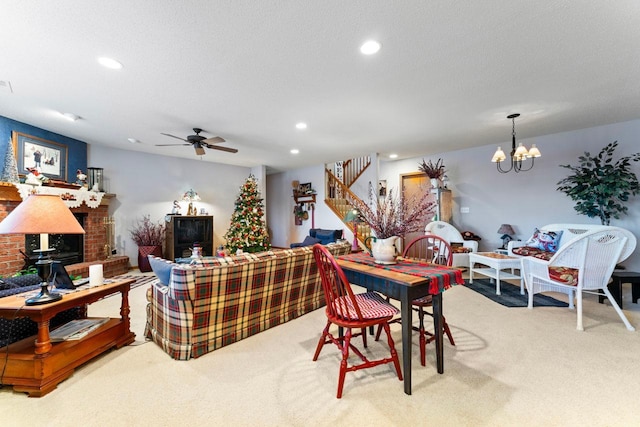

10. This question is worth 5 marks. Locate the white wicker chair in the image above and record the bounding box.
[425,221,478,268]
[521,226,637,331]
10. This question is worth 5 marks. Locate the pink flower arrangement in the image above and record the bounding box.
[351,185,436,239]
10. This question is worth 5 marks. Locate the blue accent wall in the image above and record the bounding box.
[0,115,87,181]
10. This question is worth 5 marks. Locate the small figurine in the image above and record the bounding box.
[171,200,181,215]
[76,169,87,187]
[25,167,49,186]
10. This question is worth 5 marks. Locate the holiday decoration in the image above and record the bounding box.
[223,175,271,254]
[1,139,20,183]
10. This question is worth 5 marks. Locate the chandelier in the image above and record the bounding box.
[491,113,541,173]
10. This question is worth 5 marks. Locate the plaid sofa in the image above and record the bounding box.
[145,241,351,360]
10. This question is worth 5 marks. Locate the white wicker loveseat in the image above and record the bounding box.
[425,221,478,268]
[520,226,637,331]
[507,223,611,260]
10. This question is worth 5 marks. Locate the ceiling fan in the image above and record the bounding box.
[156,128,238,155]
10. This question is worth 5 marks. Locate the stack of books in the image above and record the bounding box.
[50,318,109,342]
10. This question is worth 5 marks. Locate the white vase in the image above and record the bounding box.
[366,236,400,264]
[430,178,439,188]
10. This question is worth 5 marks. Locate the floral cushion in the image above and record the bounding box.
[512,246,554,261]
[548,266,579,286]
[525,228,563,253]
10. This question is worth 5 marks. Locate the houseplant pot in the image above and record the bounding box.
[137,245,163,272]
[129,215,166,272]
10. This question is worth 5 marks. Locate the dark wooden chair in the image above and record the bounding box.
[312,244,403,398]
[376,234,456,367]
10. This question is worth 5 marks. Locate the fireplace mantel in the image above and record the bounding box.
[0,181,114,206]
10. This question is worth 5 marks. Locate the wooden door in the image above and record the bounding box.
[401,172,433,251]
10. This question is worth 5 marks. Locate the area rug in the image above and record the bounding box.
[465,279,568,308]
[109,274,156,290]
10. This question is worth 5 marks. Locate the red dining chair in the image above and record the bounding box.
[312,244,403,398]
[376,234,456,366]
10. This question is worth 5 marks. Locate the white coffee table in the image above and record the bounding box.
[469,252,524,295]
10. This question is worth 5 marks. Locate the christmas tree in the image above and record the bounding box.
[223,175,271,254]
[1,139,20,183]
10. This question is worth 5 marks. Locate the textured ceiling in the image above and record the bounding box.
[1,1,639,173]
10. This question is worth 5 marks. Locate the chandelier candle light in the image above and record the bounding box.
[492,113,541,173]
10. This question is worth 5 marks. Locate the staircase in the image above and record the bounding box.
[325,164,372,248]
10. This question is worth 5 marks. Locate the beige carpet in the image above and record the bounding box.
[3,275,640,427]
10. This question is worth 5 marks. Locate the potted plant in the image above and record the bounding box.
[351,184,436,262]
[129,215,166,272]
[418,158,446,188]
[557,141,640,225]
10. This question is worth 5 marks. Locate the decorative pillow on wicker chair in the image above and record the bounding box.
[512,246,554,261]
[548,266,578,286]
[525,228,563,252]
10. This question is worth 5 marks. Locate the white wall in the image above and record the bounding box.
[89,145,251,265]
[268,119,640,270]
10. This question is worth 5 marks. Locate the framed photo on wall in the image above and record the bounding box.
[12,131,68,180]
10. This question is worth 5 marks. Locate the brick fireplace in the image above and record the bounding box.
[0,182,129,277]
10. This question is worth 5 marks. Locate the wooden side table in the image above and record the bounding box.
[599,271,640,309]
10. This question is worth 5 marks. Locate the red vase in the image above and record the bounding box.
[138,245,163,272]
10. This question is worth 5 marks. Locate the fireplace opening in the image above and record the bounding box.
[24,213,87,267]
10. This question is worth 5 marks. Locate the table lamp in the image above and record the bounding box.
[344,208,360,251]
[0,194,85,305]
[182,189,201,216]
[497,224,515,249]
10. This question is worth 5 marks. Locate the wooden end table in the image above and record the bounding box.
[469,252,524,295]
[0,279,135,397]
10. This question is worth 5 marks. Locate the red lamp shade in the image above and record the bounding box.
[0,194,85,235]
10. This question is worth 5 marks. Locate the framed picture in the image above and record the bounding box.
[298,182,312,194]
[378,180,387,198]
[12,131,68,180]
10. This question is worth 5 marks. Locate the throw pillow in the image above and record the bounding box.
[148,256,176,286]
[314,230,337,245]
[291,236,321,248]
[525,228,563,253]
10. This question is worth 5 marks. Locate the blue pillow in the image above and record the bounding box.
[314,230,340,245]
[291,236,321,248]
[148,256,176,285]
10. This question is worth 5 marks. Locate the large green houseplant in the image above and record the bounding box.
[556,142,640,225]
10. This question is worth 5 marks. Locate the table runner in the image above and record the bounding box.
[338,252,464,294]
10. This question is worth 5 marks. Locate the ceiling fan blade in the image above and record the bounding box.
[208,145,238,154]
[202,136,225,144]
[161,133,188,142]
[194,144,206,156]
[155,143,191,147]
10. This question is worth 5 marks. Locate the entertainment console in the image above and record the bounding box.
[0,279,135,397]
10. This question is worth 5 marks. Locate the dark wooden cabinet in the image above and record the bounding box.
[165,215,214,260]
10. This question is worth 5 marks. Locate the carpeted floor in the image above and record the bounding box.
[465,278,569,308]
[110,273,156,290]
[3,274,640,426]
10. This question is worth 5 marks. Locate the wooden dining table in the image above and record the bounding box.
[337,252,463,395]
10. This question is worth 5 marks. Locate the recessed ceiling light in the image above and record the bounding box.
[98,57,123,70]
[290,149,300,154]
[389,153,398,159]
[295,122,307,130]
[360,40,381,55]
[60,112,80,121]
[127,138,140,144]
